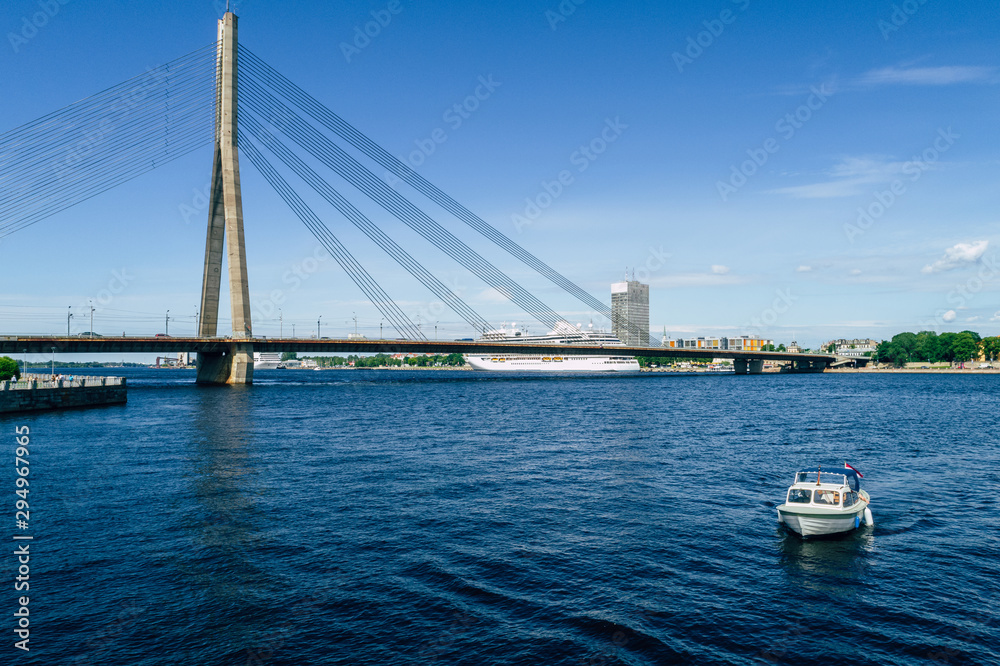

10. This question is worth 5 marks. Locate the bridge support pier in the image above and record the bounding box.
[195,11,254,385]
[196,342,254,385]
[734,358,764,375]
[786,359,827,373]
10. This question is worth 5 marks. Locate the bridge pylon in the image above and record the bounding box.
[197,11,254,385]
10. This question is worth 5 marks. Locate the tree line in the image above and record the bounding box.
[873,330,1000,367]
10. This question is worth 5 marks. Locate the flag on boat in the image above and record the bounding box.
[845,463,863,477]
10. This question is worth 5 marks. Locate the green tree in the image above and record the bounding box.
[0,356,20,381]
[959,330,982,344]
[280,351,298,362]
[913,331,939,362]
[936,332,958,363]
[874,341,906,367]
[951,332,980,363]
[777,344,787,352]
[982,337,1000,361]
[891,332,917,361]
[825,343,835,353]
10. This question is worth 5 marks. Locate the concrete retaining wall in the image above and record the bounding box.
[0,375,127,413]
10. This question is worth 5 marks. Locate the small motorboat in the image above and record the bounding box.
[777,464,873,538]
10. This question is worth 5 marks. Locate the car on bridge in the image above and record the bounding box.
[77,332,102,337]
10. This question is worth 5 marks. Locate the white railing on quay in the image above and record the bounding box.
[1,374,125,391]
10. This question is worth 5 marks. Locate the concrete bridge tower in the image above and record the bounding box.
[197,11,254,384]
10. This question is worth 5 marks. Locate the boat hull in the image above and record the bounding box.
[777,507,866,537]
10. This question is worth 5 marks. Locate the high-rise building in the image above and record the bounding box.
[611,278,649,346]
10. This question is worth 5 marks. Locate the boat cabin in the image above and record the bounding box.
[785,469,863,509]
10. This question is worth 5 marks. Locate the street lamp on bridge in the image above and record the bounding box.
[67,306,73,337]
[279,309,283,339]
[165,310,170,336]
[317,315,322,339]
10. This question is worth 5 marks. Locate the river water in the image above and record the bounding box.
[5,368,998,665]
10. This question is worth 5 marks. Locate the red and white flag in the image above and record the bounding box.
[845,463,863,478]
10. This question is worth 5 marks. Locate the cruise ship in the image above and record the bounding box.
[467,322,640,373]
[253,352,284,370]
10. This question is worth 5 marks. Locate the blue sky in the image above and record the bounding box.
[2,0,998,357]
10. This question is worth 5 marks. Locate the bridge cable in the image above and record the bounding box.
[0,42,219,239]
[241,112,492,334]
[0,45,218,180]
[238,47,614,320]
[0,66,218,202]
[240,80,566,332]
[239,136,424,340]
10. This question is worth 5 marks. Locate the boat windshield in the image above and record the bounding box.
[814,490,840,506]
[787,489,812,504]
[794,470,860,492]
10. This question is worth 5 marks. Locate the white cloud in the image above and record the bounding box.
[850,269,863,276]
[856,66,997,87]
[796,265,812,273]
[991,311,1000,322]
[966,316,981,322]
[769,156,911,199]
[943,310,957,322]
[921,240,989,274]
[475,287,513,304]
[711,265,730,275]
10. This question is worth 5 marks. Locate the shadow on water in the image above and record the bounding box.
[157,386,270,646]
[775,527,875,598]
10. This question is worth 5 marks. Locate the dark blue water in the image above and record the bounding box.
[4,369,999,665]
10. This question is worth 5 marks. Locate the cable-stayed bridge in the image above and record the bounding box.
[0,12,838,382]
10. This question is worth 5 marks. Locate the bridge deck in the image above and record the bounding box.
[0,336,836,364]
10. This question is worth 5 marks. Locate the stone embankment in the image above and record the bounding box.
[0,374,126,413]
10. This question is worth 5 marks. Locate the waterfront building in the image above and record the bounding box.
[724,336,774,352]
[662,335,774,351]
[824,338,878,357]
[611,278,649,346]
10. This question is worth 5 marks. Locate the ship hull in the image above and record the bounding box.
[468,355,640,373]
